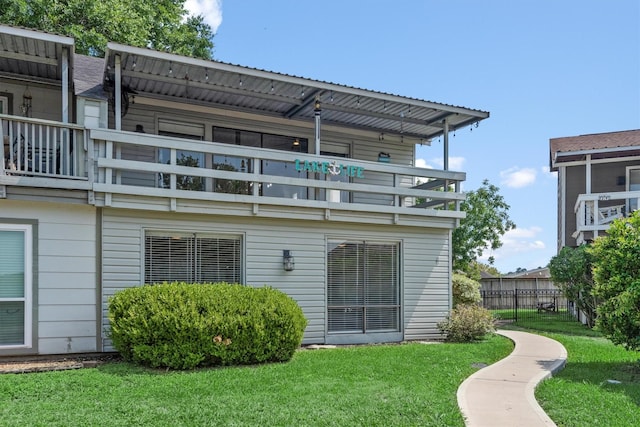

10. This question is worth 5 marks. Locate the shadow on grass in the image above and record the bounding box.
[552,359,640,406]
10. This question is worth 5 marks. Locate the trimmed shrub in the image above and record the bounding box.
[107,282,307,370]
[452,273,482,307]
[437,304,495,342]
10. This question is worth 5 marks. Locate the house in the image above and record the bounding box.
[0,25,489,356]
[550,129,640,248]
[479,267,556,292]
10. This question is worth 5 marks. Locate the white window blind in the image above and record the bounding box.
[145,232,241,284]
[0,225,32,347]
[327,240,399,334]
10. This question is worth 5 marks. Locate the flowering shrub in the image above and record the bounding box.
[108,282,307,369]
[437,304,495,342]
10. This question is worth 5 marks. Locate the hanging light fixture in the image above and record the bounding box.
[20,86,32,117]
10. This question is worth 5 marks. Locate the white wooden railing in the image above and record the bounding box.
[1,115,467,218]
[90,128,466,217]
[573,191,640,242]
[1,114,86,179]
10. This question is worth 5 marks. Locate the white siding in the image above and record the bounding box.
[101,208,451,349]
[0,200,97,355]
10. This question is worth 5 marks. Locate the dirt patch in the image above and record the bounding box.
[0,353,121,374]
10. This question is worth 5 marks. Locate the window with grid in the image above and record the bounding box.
[145,232,242,284]
[0,225,32,348]
[327,240,399,333]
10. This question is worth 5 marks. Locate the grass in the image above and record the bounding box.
[503,317,640,427]
[0,337,513,427]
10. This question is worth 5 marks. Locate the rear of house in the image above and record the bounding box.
[550,129,640,247]
[1,25,489,356]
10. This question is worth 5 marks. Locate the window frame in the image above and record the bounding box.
[0,223,33,349]
[143,229,244,285]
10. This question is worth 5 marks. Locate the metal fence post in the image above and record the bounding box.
[514,289,518,322]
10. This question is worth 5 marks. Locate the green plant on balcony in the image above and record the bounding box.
[162,153,204,191]
[213,162,251,195]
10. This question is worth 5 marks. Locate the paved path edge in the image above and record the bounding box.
[456,329,568,427]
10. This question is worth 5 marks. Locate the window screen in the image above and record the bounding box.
[327,240,399,334]
[145,232,242,284]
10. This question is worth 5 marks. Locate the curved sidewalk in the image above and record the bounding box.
[457,329,567,427]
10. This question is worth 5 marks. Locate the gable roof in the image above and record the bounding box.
[73,54,108,100]
[550,129,640,170]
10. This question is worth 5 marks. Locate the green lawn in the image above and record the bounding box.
[0,337,512,427]
[504,318,640,427]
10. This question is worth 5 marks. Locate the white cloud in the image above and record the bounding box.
[431,156,466,171]
[478,226,548,271]
[415,158,432,169]
[500,227,546,252]
[185,0,223,33]
[541,165,558,179]
[500,167,537,188]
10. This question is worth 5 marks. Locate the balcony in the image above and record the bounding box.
[1,114,89,190]
[2,116,467,224]
[573,191,640,244]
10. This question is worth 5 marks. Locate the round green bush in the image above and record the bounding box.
[107,282,307,370]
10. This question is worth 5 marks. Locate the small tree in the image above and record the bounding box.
[453,179,515,275]
[548,245,597,327]
[589,211,640,351]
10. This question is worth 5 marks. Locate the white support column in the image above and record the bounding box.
[585,154,591,195]
[443,119,449,171]
[314,97,321,156]
[559,165,566,249]
[61,47,69,123]
[115,54,122,131]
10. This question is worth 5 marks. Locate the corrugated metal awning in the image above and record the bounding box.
[0,25,74,84]
[105,42,489,141]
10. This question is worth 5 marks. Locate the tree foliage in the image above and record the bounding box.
[0,0,214,58]
[453,179,515,274]
[589,211,640,351]
[548,245,597,327]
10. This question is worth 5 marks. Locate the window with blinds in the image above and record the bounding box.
[0,225,32,347]
[327,240,399,334]
[145,232,242,284]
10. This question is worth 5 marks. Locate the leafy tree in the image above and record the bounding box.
[548,245,597,327]
[475,262,501,277]
[0,0,214,58]
[162,154,204,191]
[453,179,515,275]
[589,211,640,351]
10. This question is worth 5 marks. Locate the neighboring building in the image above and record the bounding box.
[0,25,489,356]
[479,267,556,292]
[550,129,640,248]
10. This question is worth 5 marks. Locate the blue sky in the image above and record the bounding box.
[187,1,640,274]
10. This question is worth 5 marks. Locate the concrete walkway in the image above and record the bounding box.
[457,329,567,427]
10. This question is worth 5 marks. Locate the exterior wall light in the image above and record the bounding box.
[283,250,295,271]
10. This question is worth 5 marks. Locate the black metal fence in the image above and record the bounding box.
[480,289,574,322]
